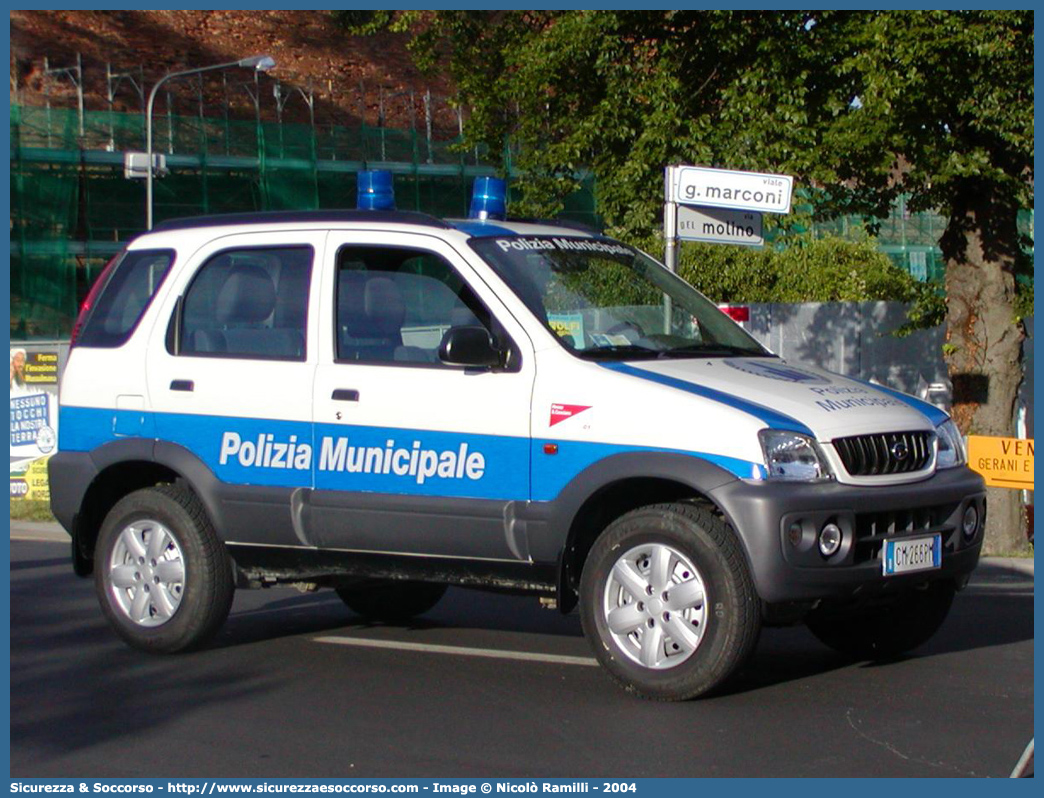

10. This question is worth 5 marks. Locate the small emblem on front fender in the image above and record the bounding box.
[550,403,592,427]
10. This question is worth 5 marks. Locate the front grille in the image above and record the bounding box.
[855,505,951,540]
[833,431,933,476]
[852,502,959,564]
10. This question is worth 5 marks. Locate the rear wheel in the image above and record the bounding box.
[95,485,234,653]
[579,503,761,700]
[336,580,447,624]
[806,580,956,660]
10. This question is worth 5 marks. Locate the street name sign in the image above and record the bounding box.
[677,205,763,247]
[673,165,793,214]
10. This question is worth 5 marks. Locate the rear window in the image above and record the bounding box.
[76,249,175,348]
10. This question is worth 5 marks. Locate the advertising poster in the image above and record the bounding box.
[10,347,59,501]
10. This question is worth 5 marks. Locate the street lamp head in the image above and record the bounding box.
[239,55,276,72]
[145,53,275,229]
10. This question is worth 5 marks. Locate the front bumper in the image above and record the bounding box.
[709,466,986,605]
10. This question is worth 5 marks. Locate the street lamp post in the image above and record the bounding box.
[145,55,275,229]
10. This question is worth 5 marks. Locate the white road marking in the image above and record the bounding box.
[314,635,598,666]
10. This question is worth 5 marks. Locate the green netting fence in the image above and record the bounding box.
[10,104,531,339]
[9,104,1032,341]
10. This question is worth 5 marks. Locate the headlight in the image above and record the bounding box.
[758,429,831,482]
[936,418,966,469]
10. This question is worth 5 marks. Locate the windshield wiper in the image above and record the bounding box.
[657,344,768,359]
[577,344,662,360]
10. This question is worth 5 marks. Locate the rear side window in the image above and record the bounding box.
[76,249,175,348]
[179,246,313,361]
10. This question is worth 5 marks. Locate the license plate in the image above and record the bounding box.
[883,534,941,576]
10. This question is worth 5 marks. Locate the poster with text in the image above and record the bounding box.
[10,347,59,499]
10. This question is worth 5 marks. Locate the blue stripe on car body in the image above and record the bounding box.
[850,378,951,426]
[58,406,763,502]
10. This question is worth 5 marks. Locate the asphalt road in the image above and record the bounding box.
[9,532,1034,778]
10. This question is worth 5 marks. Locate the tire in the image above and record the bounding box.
[94,485,234,653]
[805,580,956,660]
[579,503,761,701]
[336,580,447,624]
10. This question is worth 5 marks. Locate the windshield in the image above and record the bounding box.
[469,235,770,360]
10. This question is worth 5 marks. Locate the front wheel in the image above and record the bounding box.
[805,581,956,660]
[579,503,761,701]
[94,485,234,653]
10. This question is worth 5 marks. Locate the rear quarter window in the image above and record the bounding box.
[76,249,175,348]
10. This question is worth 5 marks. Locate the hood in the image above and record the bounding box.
[602,357,946,441]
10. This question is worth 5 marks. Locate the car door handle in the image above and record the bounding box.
[170,380,194,392]
[332,389,360,402]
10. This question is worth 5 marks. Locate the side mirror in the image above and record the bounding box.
[438,326,502,369]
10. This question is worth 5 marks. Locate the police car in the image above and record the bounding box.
[49,174,985,700]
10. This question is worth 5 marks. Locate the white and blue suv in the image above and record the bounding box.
[49,175,985,700]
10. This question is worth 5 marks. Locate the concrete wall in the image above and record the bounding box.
[746,301,948,403]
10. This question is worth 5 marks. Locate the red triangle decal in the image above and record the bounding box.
[550,403,592,427]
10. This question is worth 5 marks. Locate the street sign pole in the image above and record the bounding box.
[663,165,679,273]
[662,166,678,333]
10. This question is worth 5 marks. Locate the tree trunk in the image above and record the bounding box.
[941,184,1028,555]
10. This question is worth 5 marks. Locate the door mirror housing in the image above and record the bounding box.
[438,326,502,369]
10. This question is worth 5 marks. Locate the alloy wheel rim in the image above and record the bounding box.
[108,520,185,627]
[602,542,708,670]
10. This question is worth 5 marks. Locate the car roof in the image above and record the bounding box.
[145,210,599,241]
[151,210,454,232]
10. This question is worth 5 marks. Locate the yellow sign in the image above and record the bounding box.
[10,456,51,501]
[967,435,1034,490]
[548,313,585,345]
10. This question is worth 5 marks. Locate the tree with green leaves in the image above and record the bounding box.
[346,10,1033,552]
[826,12,1033,555]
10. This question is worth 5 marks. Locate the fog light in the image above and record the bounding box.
[819,522,842,557]
[962,504,979,539]
[787,522,803,548]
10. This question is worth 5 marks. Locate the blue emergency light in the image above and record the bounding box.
[468,176,507,221]
[357,170,395,210]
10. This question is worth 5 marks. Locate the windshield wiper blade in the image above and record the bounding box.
[658,344,766,358]
[577,344,662,360]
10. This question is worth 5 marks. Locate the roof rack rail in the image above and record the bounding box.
[151,209,453,233]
